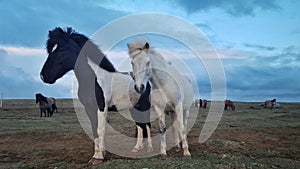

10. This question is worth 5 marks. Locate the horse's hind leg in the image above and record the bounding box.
[170,112,181,152]
[154,106,167,156]
[175,103,191,156]
[47,108,51,117]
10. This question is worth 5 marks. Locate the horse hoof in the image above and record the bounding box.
[131,148,139,153]
[158,154,167,160]
[92,158,104,165]
[175,147,181,152]
[183,152,191,157]
[147,147,153,153]
[88,158,95,164]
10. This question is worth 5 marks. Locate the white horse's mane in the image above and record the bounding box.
[149,48,166,62]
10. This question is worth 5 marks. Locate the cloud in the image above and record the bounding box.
[95,0,279,17]
[223,48,300,102]
[0,45,46,56]
[225,65,300,102]
[0,48,8,55]
[175,0,279,16]
[0,44,73,99]
[0,65,71,99]
[195,23,214,32]
[244,43,276,51]
[0,0,127,47]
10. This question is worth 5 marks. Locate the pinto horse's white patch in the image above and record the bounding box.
[52,44,58,53]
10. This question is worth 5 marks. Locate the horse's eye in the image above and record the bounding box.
[146,61,150,66]
[137,48,143,50]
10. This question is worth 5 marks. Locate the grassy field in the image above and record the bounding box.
[0,99,299,169]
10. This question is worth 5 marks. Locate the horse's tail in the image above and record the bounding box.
[52,103,58,113]
[49,98,58,112]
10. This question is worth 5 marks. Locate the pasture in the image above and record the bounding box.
[0,99,299,169]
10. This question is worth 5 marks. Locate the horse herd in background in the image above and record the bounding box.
[194,99,235,110]
[35,27,280,164]
[194,98,278,111]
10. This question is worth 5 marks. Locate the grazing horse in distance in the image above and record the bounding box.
[194,99,203,108]
[199,99,202,108]
[202,99,207,109]
[224,100,235,111]
[40,27,154,164]
[194,99,200,107]
[128,39,194,157]
[35,93,57,117]
[264,99,276,109]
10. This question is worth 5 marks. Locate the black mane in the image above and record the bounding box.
[46,27,116,72]
[35,93,48,103]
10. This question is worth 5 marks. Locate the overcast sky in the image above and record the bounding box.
[0,0,299,102]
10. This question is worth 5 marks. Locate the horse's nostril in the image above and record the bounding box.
[134,84,144,93]
[40,74,44,81]
[134,85,139,92]
[140,84,145,92]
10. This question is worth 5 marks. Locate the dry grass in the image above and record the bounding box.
[0,99,299,168]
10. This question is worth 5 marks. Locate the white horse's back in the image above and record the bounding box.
[87,58,141,110]
[149,49,193,110]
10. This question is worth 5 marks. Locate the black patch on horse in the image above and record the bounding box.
[130,82,151,138]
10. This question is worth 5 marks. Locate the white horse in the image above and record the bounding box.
[127,39,194,156]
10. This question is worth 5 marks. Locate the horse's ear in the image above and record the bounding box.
[48,30,52,37]
[57,27,64,34]
[144,42,150,49]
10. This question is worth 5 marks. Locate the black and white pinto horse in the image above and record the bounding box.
[35,93,57,117]
[40,27,152,164]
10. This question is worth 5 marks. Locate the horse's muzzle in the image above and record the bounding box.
[40,73,55,84]
[40,74,45,82]
[134,84,145,94]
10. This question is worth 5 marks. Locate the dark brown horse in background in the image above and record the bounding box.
[224,100,235,111]
[202,99,207,109]
[194,99,203,108]
[264,99,276,109]
[35,93,57,117]
[195,99,207,109]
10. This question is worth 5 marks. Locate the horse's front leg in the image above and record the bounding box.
[170,112,181,152]
[92,108,107,164]
[146,124,153,152]
[175,103,191,156]
[154,106,167,156]
[131,125,144,153]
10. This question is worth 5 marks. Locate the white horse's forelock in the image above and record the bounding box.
[128,38,151,58]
